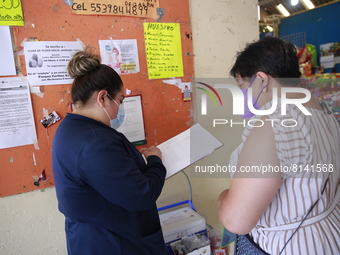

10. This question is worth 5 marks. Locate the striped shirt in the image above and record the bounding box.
[229,98,340,255]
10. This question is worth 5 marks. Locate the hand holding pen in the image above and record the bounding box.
[139,145,162,160]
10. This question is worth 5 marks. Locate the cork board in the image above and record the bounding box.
[0,0,193,197]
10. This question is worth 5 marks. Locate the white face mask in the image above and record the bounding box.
[102,95,125,129]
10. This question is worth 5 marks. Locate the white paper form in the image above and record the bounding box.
[0,26,16,76]
[0,77,37,149]
[158,123,223,179]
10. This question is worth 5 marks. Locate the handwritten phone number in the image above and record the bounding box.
[290,164,334,173]
[72,2,155,15]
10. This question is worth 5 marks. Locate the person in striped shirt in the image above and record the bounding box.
[218,37,340,255]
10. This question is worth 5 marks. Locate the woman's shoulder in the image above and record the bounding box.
[57,114,124,145]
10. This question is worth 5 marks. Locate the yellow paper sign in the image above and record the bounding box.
[71,0,158,19]
[0,0,24,26]
[144,23,184,79]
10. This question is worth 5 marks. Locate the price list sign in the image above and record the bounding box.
[71,0,158,19]
[144,23,184,79]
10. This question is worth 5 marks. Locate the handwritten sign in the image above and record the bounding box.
[0,0,24,26]
[144,23,184,79]
[71,0,158,19]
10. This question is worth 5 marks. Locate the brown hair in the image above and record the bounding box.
[68,48,123,105]
[230,37,301,86]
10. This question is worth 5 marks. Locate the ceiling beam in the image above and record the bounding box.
[258,0,276,6]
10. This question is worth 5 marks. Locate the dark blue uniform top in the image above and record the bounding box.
[52,113,168,255]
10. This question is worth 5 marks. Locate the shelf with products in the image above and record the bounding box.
[300,74,340,122]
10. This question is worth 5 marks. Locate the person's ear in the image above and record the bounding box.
[256,71,269,90]
[96,90,108,108]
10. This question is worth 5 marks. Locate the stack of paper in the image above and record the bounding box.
[158,123,223,179]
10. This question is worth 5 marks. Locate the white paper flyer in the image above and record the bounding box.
[99,39,140,75]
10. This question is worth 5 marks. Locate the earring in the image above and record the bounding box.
[263,87,267,93]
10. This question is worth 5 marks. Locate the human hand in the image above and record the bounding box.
[139,146,162,160]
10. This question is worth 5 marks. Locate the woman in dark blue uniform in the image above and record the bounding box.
[52,49,168,255]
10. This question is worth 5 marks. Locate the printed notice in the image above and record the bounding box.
[71,0,158,19]
[24,41,83,86]
[99,39,140,75]
[116,95,146,146]
[0,77,37,150]
[144,23,184,79]
[0,0,24,26]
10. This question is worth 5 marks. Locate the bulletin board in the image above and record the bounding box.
[0,0,194,197]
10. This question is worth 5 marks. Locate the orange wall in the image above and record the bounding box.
[0,0,193,197]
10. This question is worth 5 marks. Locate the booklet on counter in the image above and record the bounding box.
[157,123,223,179]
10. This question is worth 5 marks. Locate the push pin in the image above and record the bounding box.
[156,8,164,22]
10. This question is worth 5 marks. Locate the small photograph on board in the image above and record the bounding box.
[40,111,60,128]
[182,82,192,102]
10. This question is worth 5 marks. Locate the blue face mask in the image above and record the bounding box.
[111,101,125,129]
[103,95,125,129]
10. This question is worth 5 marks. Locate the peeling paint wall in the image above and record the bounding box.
[190,0,259,78]
[0,189,66,254]
[188,0,259,231]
